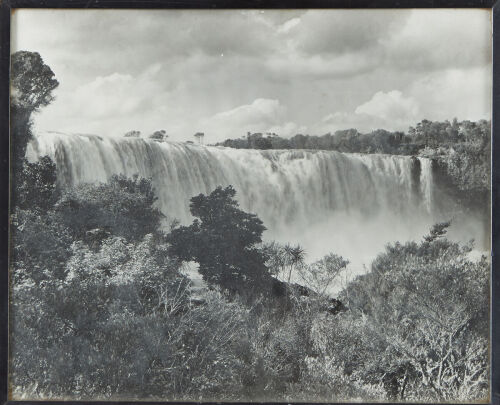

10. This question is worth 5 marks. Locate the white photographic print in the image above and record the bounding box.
[9,9,491,402]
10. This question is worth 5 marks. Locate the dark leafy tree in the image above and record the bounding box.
[11,51,59,112]
[11,51,59,170]
[167,186,272,298]
[149,130,167,141]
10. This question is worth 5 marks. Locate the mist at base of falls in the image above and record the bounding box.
[27,132,490,283]
[268,210,489,292]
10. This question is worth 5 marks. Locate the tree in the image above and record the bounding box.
[11,231,213,399]
[263,241,305,283]
[297,253,349,297]
[167,186,271,298]
[55,174,163,242]
[10,155,67,281]
[194,132,205,144]
[11,51,59,173]
[325,223,490,401]
[253,136,272,150]
[124,130,141,138]
[149,130,167,141]
[11,51,59,113]
[16,155,60,212]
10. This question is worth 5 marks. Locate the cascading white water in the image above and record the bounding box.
[419,158,434,212]
[27,131,443,276]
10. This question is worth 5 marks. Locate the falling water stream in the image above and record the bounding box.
[27,131,483,285]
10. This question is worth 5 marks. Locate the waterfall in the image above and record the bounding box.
[27,131,443,269]
[418,157,434,212]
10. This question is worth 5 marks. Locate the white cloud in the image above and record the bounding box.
[210,98,284,126]
[32,65,175,137]
[381,9,491,71]
[314,111,390,134]
[408,67,492,122]
[201,99,306,142]
[267,121,307,137]
[313,91,419,134]
[314,67,492,135]
[355,90,419,122]
[265,51,377,79]
[277,17,301,34]
[289,10,409,55]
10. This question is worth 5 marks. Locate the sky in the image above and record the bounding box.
[11,9,492,143]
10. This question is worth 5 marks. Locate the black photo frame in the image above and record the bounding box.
[0,2,498,405]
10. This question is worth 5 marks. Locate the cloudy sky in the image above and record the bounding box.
[12,9,492,142]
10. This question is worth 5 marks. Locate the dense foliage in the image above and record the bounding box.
[10,162,490,400]
[318,223,490,401]
[55,174,163,242]
[167,186,273,299]
[217,119,489,157]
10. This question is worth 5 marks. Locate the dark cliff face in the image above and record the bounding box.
[432,157,490,215]
[428,156,490,247]
[409,156,422,207]
[405,154,490,248]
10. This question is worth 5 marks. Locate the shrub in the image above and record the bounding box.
[55,174,163,241]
